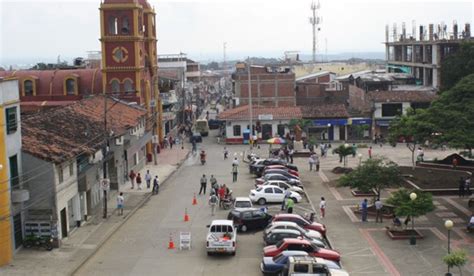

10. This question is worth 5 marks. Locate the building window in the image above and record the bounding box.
[69,163,74,177]
[277,124,285,137]
[108,16,118,35]
[121,17,130,34]
[9,155,19,188]
[381,103,403,117]
[65,78,77,95]
[58,166,64,183]
[6,107,17,134]
[23,80,34,96]
[110,79,120,93]
[233,125,241,136]
[124,79,134,93]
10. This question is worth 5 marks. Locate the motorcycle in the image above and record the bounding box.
[219,190,234,210]
[23,235,53,251]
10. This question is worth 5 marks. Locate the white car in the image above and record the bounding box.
[233,197,253,209]
[257,181,304,194]
[206,220,237,256]
[264,221,323,240]
[249,185,302,205]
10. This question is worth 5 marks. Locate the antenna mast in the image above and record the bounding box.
[309,1,321,63]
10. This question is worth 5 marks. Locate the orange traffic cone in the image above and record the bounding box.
[192,193,197,205]
[184,208,189,222]
[168,233,175,249]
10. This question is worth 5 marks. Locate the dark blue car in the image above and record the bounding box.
[260,250,308,275]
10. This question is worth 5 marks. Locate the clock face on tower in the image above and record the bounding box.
[112,47,129,63]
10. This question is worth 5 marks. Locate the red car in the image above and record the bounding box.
[264,165,299,177]
[272,214,326,236]
[263,238,340,262]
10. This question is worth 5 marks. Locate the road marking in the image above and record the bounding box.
[319,170,329,182]
[443,197,472,216]
[360,229,401,276]
[328,187,344,200]
[342,205,359,222]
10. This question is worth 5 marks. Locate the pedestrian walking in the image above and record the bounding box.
[308,155,315,171]
[459,177,466,197]
[224,147,229,159]
[210,175,218,194]
[136,173,142,190]
[315,154,320,172]
[465,178,471,196]
[169,136,174,149]
[352,143,357,157]
[232,164,238,182]
[129,170,136,189]
[117,192,124,216]
[209,192,219,216]
[145,170,152,189]
[199,174,207,195]
[232,157,239,167]
[361,198,368,222]
[416,147,424,163]
[375,198,383,223]
[368,146,372,159]
[152,176,160,195]
[320,144,325,157]
[319,197,326,218]
[282,189,291,211]
[286,197,295,214]
[289,148,294,164]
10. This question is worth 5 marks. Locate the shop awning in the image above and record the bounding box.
[313,119,348,126]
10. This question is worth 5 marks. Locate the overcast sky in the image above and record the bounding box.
[0,0,472,66]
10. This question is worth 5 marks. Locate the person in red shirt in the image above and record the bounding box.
[218,185,226,200]
[129,170,136,189]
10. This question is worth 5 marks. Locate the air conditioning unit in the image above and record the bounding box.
[115,136,124,145]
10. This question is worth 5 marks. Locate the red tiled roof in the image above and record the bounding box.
[22,95,146,164]
[300,104,349,118]
[217,105,302,121]
[368,91,437,103]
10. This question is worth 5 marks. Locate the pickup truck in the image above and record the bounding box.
[280,256,348,276]
[206,220,237,256]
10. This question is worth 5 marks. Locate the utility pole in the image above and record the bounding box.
[247,57,253,143]
[309,1,321,63]
[102,94,110,219]
[223,42,227,93]
[153,76,158,166]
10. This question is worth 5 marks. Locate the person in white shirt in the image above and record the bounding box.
[375,198,383,223]
[117,192,124,216]
[467,214,474,232]
[319,197,326,218]
[145,170,152,189]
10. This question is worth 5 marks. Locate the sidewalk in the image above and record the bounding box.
[0,146,189,276]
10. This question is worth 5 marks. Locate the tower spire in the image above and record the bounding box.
[309,1,321,63]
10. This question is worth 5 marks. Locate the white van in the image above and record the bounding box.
[206,220,237,256]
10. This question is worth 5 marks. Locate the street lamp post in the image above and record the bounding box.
[327,123,331,141]
[409,192,417,245]
[444,219,454,276]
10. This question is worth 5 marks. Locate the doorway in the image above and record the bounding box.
[262,124,272,140]
[339,126,346,141]
[60,208,68,238]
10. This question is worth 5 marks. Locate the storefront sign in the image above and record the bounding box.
[313,119,348,126]
[258,114,273,120]
[348,118,372,125]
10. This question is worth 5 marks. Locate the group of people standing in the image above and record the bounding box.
[200,174,233,216]
[459,176,472,197]
[128,169,160,194]
[308,152,320,172]
[270,146,295,164]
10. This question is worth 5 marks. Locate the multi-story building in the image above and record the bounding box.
[385,21,473,89]
[21,95,148,245]
[0,78,27,266]
[232,63,296,107]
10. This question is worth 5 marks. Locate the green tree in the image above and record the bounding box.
[338,157,401,197]
[441,42,474,90]
[426,73,474,156]
[386,189,435,230]
[443,250,468,276]
[389,108,433,168]
[332,144,354,167]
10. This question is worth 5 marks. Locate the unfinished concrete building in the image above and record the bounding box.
[385,21,473,90]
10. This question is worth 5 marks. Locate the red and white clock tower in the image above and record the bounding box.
[100,0,162,145]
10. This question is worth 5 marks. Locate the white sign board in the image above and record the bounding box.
[258,114,273,121]
[179,231,191,250]
[101,178,110,191]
